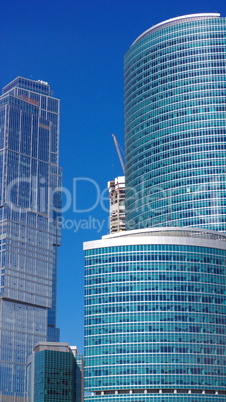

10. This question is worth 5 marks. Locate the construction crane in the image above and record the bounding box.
[112,134,125,174]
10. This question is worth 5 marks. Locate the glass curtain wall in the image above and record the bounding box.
[0,77,61,399]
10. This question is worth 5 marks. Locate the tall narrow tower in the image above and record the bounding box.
[0,77,61,400]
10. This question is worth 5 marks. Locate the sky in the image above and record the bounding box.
[1,0,226,353]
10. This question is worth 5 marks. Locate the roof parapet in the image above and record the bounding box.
[132,13,220,46]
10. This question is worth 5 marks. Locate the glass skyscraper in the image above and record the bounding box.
[0,77,61,400]
[125,13,226,231]
[84,13,226,402]
[84,228,226,401]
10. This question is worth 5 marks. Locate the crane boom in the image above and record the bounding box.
[112,134,125,174]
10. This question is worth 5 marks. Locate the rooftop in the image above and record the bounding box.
[84,226,226,250]
[2,76,50,96]
[132,13,220,46]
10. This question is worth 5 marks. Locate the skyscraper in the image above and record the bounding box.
[0,77,61,400]
[125,13,226,231]
[84,228,226,401]
[84,13,226,401]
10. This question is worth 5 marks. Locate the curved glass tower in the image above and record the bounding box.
[84,13,226,402]
[125,13,226,231]
[84,228,226,401]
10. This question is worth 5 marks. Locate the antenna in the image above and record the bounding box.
[112,134,125,174]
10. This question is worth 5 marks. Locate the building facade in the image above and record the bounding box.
[125,13,226,231]
[84,228,226,401]
[27,342,84,402]
[108,176,125,233]
[0,77,61,400]
[84,13,226,402]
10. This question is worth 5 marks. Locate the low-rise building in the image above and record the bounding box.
[27,342,83,401]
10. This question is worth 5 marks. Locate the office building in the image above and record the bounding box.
[125,13,226,231]
[0,77,61,400]
[27,342,84,402]
[108,176,125,233]
[84,228,226,400]
[84,13,226,401]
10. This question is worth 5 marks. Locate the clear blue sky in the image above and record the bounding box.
[1,0,225,353]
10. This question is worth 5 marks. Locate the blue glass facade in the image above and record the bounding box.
[124,13,226,231]
[27,342,84,402]
[84,13,226,402]
[84,228,226,401]
[0,77,61,399]
[34,350,75,401]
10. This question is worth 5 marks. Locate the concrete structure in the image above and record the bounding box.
[108,176,125,233]
[0,77,61,400]
[27,342,84,402]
